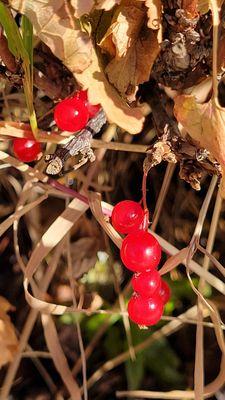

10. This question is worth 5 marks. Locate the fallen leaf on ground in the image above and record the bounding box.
[0,296,18,369]
[10,0,92,73]
[174,95,225,196]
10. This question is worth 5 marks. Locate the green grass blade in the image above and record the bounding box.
[0,2,38,136]
[21,15,33,66]
[0,2,27,60]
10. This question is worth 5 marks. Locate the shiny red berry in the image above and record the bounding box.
[54,97,89,132]
[131,270,161,298]
[13,138,41,162]
[111,200,144,234]
[128,293,164,326]
[120,231,161,272]
[75,90,101,118]
[159,280,171,304]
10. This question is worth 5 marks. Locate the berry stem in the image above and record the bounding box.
[141,171,149,230]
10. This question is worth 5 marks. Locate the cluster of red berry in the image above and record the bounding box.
[111,200,170,327]
[12,90,100,163]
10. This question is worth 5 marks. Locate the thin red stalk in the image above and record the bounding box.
[47,178,112,217]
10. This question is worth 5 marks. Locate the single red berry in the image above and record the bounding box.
[75,90,101,118]
[54,97,89,132]
[159,280,171,304]
[131,270,161,298]
[111,200,144,234]
[128,293,164,326]
[120,231,161,272]
[13,138,41,162]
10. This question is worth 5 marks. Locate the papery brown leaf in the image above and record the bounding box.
[0,297,18,369]
[9,0,92,73]
[100,0,160,99]
[71,0,94,17]
[174,95,225,196]
[197,0,224,14]
[100,1,145,58]
[95,0,122,10]
[144,0,162,29]
[106,29,159,99]
[75,47,144,134]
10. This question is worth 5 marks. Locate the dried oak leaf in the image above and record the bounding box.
[99,0,160,99]
[174,95,225,196]
[75,46,144,134]
[0,296,18,369]
[9,0,92,73]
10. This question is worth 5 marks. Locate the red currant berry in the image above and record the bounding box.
[120,231,161,272]
[54,97,89,132]
[128,293,163,326]
[131,270,161,298]
[75,90,101,118]
[13,138,41,162]
[111,200,144,234]
[159,280,171,304]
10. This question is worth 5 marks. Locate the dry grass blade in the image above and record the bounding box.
[0,192,47,236]
[153,232,225,295]
[198,245,225,278]
[152,163,176,231]
[25,197,89,283]
[66,229,88,400]
[116,390,196,398]
[84,306,199,391]
[41,314,81,400]
[88,192,122,249]
[1,242,65,399]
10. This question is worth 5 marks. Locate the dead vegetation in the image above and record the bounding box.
[0,0,225,399]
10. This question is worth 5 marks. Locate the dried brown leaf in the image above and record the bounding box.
[99,1,160,99]
[174,96,225,196]
[75,48,144,134]
[41,314,81,399]
[144,0,162,29]
[197,0,224,14]
[100,1,145,58]
[95,0,122,10]
[71,0,94,17]
[9,0,92,73]
[105,29,159,99]
[0,297,18,369]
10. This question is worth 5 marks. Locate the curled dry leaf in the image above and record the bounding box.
[75,48,144,134]
[174,95,225,196]
[0,296,18,369]
[9,0,92,73]
[100,0,160,99]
